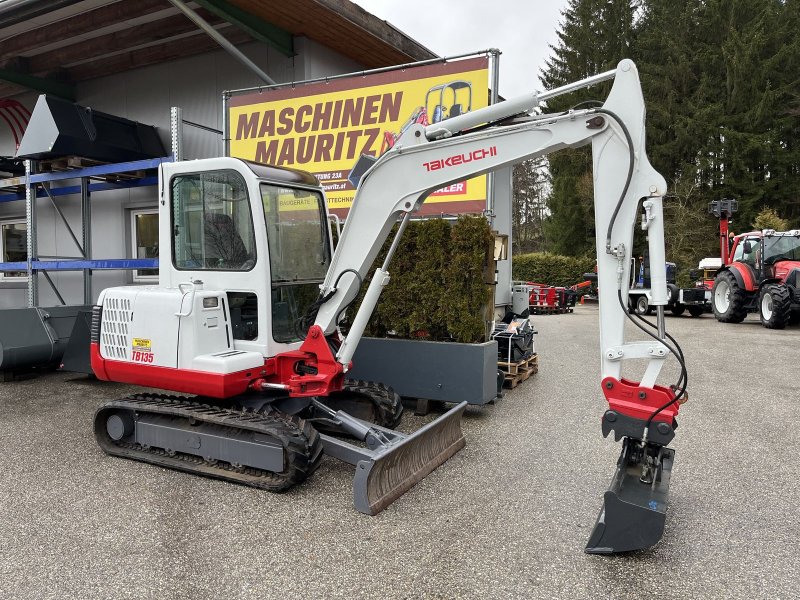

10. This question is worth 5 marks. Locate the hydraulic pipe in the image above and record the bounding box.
[424,67,617,141]
[643,198,668,307]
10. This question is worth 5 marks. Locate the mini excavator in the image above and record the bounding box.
[90,59,687,553]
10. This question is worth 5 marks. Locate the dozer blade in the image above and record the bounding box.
[585,439,675,554]
[321,401,467,515]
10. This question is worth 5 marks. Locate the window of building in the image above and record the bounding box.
[0,220,27,280]
[131,209,159,282]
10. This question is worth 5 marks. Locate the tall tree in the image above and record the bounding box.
[512,158,549,254]
[539,0,638,256]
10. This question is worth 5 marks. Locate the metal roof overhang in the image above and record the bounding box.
[0,0,437,100]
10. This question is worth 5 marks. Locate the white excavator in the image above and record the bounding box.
[89,59,687,554]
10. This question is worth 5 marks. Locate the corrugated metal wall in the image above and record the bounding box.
[0,37,363,309]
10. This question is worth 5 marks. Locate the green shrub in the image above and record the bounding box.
[513,252,595,287]
[356,216,494,343]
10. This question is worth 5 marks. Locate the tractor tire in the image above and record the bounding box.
[314,379,403,429]
[712,271,748,323]
[670,305,686,316]
[789,311,800,326]
[633,295,649,315]
[759,284,791,329]
[688,305,705,318]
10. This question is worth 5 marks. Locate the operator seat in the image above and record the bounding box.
[203,212,250,269]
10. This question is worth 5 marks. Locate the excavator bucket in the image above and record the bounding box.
[320,401,467,515]
[585,438,675,554]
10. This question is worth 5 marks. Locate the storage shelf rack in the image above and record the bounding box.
[0,156,171,306]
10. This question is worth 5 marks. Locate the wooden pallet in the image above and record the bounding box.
[530,305,574,315]
[498,353,539,388]
[38,156,146,181]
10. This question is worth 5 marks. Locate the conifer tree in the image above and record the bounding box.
[540,0,638,256]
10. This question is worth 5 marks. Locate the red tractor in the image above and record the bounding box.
[712,229,800,328]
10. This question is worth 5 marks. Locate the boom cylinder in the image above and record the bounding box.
[336,267,390,367]
[643,198,668,306]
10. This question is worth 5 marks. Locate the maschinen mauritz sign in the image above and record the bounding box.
[228,56,490,217]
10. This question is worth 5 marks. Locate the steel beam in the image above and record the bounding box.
[0,67,75,101]
[0,176,160,203]
[0,259,158,272]
[25,160,37,307]
[81,177,92,304]
[194,0,294,57]
[168,0,275,85]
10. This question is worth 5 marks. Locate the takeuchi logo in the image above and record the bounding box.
[422,146,497,171]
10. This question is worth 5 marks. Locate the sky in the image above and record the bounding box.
[350,0,571,99]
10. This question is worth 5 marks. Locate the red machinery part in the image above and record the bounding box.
[90,342,255,398]
[267,325,346,397]
[601,376,679,425]
[91,325,347,399]
[0,100,31,149]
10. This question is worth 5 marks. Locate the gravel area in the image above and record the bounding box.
[1,305,798,599]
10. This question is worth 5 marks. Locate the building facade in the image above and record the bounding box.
[0,0,435,308]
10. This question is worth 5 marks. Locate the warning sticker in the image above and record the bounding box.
[132,338,152,352]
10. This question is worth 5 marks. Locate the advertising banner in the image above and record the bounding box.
[229,57,489,217]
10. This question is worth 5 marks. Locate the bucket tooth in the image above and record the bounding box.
[321,401,467,515]
[585,439,675,554]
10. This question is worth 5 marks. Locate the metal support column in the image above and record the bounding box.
[222,93,230,157]
[171,106,183,161]
[81,176,92,304]
[25,159,38,307]
[484,49,501,226]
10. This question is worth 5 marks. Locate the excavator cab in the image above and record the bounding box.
[91,157,466,515]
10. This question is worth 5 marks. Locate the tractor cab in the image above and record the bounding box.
[729,230,800,278]
[713,229,800,328]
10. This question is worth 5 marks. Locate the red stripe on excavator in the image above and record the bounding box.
[90,342,255,399]
[601,377,679,424]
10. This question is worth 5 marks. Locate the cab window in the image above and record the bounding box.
[261,184,330,343]
[172,170,256,271]
[739,237,761,267]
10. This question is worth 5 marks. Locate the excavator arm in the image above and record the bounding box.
[277,59,686,552]
[289,59,675,404]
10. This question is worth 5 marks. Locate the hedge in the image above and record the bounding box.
[512,252,595,287]
[353,216,494,344]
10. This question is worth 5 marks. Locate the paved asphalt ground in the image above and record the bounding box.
[1,304,798,599]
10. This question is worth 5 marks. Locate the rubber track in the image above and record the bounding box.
[94,394,323,492]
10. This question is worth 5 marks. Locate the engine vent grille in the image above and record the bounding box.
[101,296,132,360]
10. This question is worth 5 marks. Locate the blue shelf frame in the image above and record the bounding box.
[0,156,172,306]
[0,259,158,271]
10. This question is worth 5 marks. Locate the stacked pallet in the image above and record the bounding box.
[498,353,539,389]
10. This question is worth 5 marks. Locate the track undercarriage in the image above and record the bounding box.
[94,380,466,514]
